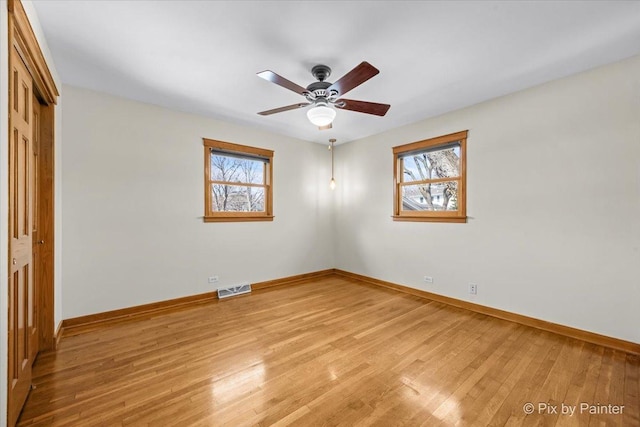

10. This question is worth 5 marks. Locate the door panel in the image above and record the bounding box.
[30,94,40,361]
[8,47,35,427]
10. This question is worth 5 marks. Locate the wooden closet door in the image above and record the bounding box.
[30,93,41,361]
[8,46,37,427]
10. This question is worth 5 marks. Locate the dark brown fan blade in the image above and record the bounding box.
[327,62,379,96]
[336,99,390,116]
[257,70,308,95]
[318,123,332,130]
[258,103,309,116]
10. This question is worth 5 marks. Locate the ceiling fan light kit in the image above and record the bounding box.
[257,61,390,130]
[307,102,336,127]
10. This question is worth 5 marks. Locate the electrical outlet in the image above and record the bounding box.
[469,283,477,295]
[423,276,433,283]
[208,276,219,284]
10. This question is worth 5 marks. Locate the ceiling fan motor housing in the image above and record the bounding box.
[306,81,334,101]
[307,65,337,103]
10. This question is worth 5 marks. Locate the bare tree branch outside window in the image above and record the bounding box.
[402,146,460,211]
[210,154,266,212]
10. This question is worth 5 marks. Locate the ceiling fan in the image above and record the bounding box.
[257,61,390,130]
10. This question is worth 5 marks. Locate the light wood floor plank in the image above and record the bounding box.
[17,275,639,426]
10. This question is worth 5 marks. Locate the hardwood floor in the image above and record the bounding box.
[18,275,640,426]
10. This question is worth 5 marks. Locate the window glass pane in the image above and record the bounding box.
[211,184,265,212]
[402,145,460,183]
[401,181,458,211]
[210,154,264,184]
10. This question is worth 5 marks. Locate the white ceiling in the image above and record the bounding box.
[32,1,640,145]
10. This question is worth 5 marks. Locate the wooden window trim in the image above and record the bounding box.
[203,138,274,222]
[392,130,468,223]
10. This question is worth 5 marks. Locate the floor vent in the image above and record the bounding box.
[217,283,251,299]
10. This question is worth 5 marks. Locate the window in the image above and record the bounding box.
[203,138,273,222]
[393,130,467,223]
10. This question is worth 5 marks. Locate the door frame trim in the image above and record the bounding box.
[7,0,58,104]
[6,0,58,424]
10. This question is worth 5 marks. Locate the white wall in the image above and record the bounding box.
[61,86,334,319]
[334,55,640,344]
[1,1,63,423]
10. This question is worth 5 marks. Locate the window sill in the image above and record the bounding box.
[204,215,274,223]
[392,215,467,223]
